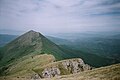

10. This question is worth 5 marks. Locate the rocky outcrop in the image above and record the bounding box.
[37,58,92,78]
[62,58,92,73]
[31,73,41,80]
[42,67,60,78]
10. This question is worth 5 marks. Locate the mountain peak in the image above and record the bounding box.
[22,30,43,39]
[26,30,40,35]
[27,30,38,33]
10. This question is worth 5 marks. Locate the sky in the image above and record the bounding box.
[0,0,120,34]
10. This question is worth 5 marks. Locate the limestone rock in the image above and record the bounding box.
[42,67,60,78]
[83,64,92,70]
[31,73,41,80]
[62,58,92,73]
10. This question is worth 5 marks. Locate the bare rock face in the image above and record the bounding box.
[42,67,60,78]
[62,58,92,73]
[83,64,92,70]
[31,73,41,80]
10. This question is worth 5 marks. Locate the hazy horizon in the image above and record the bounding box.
[0,0,120,34]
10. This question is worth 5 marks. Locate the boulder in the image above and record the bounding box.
[62,58,92,73]
[42,67,60,78]
[31,73,41,80]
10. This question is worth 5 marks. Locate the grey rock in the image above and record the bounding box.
[31,73,41,80]
[42,67,60,78]
[62,58,92,74]
[83,64,92,70]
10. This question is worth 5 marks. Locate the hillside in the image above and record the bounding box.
[47,33,120,65]
[0,54,92,80]
[0,34,17,47]
[0,54,55,76]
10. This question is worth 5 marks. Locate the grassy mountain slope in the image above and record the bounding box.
[0,30,67,68]
[0,54,55,76]
[41,35,70,60]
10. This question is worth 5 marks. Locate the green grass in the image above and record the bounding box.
[0,54,55,76]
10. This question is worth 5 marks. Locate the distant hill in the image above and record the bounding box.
[48,33,120,63]
[46,36,71,45]
[0,34,70,47]
[0,29,24,35]
[0,34,17,47]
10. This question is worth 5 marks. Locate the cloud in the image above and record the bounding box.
[0,0,120,33]
[100,0,120,6]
